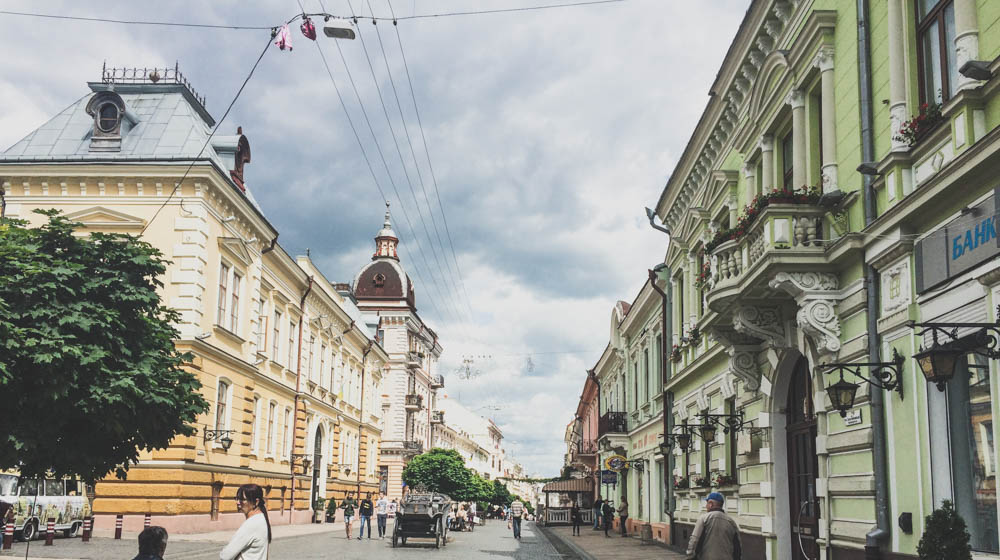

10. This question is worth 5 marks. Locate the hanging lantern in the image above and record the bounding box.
[676,431,691,452]
[825,376,859,417]
[913,344,965,391]
[699,423,717,443]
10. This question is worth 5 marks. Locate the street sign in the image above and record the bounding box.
[601,470,618,484]
[604,454,627,472]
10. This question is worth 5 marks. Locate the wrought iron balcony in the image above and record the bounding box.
[430,410,445,424]
[430,374,444,389]
[598,412,628,436]
[404,393,423,411]
[705,203,828,312]
[402,440,423,455]
[578,439,598,455]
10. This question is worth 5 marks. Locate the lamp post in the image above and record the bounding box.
[202,428,235,451]
[815,350,905,416]
[907,308,1000,390]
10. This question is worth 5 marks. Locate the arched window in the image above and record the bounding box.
[98,103,119,133]
[215,380,231,433]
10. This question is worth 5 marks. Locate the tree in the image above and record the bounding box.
[402,448,471,498]
[917,500,972,560]
[0,211,209,482]
[490,479,514,506]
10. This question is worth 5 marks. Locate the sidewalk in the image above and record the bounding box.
[92,519,348,542]
[537,524,686,560]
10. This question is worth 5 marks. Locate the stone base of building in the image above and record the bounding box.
[92,509,313,534]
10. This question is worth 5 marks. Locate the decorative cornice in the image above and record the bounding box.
[812,45,834,72]
[732,305,788,349]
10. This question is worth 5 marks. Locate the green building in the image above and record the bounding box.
[643,0,1000,558]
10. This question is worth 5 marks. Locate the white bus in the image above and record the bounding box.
[0,473,91,541]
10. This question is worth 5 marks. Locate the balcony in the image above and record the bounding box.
[403,440,423,455]
[429,374,444,389]
[406,351,423,369]
[598,412,628,435]
[578,439,598,456]
[430,410,445,424]
[705,203,828,312]
[404,393,423,411]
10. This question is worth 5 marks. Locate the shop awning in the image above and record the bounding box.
[542,477,594,493]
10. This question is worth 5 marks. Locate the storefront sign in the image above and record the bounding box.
[604,455,627,472]
[915,190,1000,294]
[601,470,618,485]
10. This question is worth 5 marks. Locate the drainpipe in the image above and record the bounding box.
[290,276,314,521]
[261,234,278,255]
[649,266,674,540]
[856,1,890,557]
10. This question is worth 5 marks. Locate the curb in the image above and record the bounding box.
[534,524,595,560]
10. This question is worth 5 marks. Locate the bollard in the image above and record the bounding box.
[2,522,13,550]
[44,517,54,546]
[81,517,92,542]
[114,514,123,539]
[144,513,151,528]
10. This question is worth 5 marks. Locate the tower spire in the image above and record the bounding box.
[373,201,399,260]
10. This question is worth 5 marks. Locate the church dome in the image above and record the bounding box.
[353,203,416,307]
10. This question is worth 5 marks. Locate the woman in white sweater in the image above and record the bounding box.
[220,484,272,560]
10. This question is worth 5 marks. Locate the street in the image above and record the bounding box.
[0,520,565,560]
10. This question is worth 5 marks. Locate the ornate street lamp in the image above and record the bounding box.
[203,428,235,451]
[675,429,692,452]
[816,350,904,416]
[699,423,717,443]
[908,308,1000,391]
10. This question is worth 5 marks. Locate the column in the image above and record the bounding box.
[759,135,775,193]
[687,253,697,327]
[786,89,807,189]
[954,0,980,91]
[814,47,838,193]
[888,0,909,152]
[742,161,756,204]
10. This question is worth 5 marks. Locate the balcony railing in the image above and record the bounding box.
[430,374,444,389]
[406,351,423,369]
[403,440,423,454]
[598,412,628,436]
[431,410,445,424]
[578,439,598,455]
[404,393,423,411]
[705,203,826,310]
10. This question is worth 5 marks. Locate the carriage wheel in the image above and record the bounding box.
[392,521,399,548]
[435,518,442,549]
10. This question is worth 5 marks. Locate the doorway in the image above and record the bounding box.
[786,356,819,560]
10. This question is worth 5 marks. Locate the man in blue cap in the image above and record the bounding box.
[685,492,741,559]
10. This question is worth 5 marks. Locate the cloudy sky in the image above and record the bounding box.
[0,0,747,475]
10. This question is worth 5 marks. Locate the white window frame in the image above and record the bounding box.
[251,396,262,455]
[272,310,282,361]
[230,272,241,333]
[217,263,230,326]
[266,401,277,456]
[283,406,293,458]
[214,379,233,448]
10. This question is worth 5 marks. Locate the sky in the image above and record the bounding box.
[0,0,747,476]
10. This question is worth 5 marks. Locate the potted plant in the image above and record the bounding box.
[312,497,326,524]
[916,500,972,560]
[694,262,712,290]
[673,475,689,490]
[671,345,682,363]
[710,471,736,488]
[894,102,944,148]
[692,475,709,488]
[325,496,338,523]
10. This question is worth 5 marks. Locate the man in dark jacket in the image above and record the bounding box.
[601,500,615,538]
[131,526,168,560]
[592,495,603,530]
[358,493,374,539]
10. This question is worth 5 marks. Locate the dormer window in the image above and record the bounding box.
[98,104,120,133]
[85,90,127,152]
[374,273,386,288]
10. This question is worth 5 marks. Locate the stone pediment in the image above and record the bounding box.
[218,237,254,266]
[63,206,146,229]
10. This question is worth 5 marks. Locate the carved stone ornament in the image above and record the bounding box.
[711,327,764,392]
[733,305,787,348]
[768,272,841,355]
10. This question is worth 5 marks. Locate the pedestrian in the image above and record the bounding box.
[131,526,168,560]
[220,484,271,560]
[686,492,742,560]
[342,493,356,540]
[325,495,337,523]
[376,493,389,538]
[592,495,603,530]
[617,496,629,537]
[468,501,477,532]
[601,500,614,538]
[570,503,581,536]
[509,498,525,539]
[357,492,373,539]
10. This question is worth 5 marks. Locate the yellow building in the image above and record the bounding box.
[0,66,388,533]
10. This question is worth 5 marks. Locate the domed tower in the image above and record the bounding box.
[353,202,415,307]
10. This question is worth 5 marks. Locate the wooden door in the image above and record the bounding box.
[786,356,819,560]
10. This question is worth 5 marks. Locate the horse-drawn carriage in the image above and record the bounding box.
[391,492,451,549]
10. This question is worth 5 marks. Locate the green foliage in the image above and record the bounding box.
[402,448,472,498]
[490,479,514,506]
[917,500,972,560]
[326,496,338,514]
[0,211,209,482]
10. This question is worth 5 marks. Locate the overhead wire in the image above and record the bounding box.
[345,0,469,325]
[139,33,274,236]
[387,0,477,322]
[316,0,463,326]
[369,0,471,326]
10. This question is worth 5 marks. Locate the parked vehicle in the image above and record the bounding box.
[0,473,92,541]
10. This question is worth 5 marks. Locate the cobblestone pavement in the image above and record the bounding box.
[0,519,570,560]
[536,524,686,560]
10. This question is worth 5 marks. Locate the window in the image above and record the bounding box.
[283,407,292,457]
[320,344,327,388]
[251,396,261,454]
[655,335,663,384]
[949,353,998,553]
[288,320,296,369]
[308,336,316,382]
[230,273,241,332]
[781,132,793,188]
[917,0,957,104]
[215,380,230,433]
[98,103,119,133]
[256,300,267,350]
[44,479,65,497]
[725,397,739,485]
[633,360,639,410]
[217,264,230,325]
[644,349,650,404]
[272,310,282,359]
[266,402,276,454]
